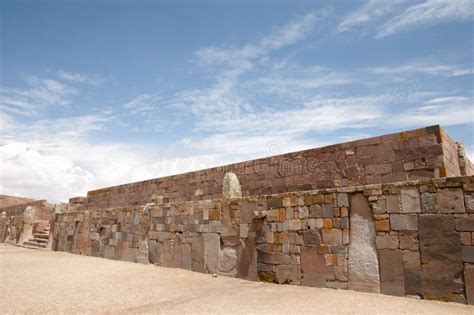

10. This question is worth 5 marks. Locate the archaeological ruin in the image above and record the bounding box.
[1,125,474,304]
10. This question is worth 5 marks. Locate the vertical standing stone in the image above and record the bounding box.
[237,239,258,281]
[205,233,220,273]
[465,265,474,305]
[379,249,405,296]
[222,172,242,199]
[192,234,205,272]
[348,193,380,293]
[300,246,326,287]
[419,215,463,300]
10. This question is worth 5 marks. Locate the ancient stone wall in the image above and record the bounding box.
[85,125,462,209]
[0,201,53,247]
[51,175,474,304]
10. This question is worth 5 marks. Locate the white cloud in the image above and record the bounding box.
[122,93,162,115]
[337,0,407,33]
[194,12,326,67]
[369,61,474,77]
[0,143,95,202]
[377,0,474,38]
[391,96,474,126]
[0,75,76,116]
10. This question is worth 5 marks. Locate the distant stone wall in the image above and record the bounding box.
[52,175,474,304]
[0,201,53,246]
[85,125,464,209]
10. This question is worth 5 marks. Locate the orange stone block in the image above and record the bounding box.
[323,218,333,229]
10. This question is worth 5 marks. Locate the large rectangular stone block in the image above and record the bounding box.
[301,246,326,287]
[390,214,418,231]
[379,249,405,296]
[436,188,465,213]
[419,215,463,299]
[465,265,474,305]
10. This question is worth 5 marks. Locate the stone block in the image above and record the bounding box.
[376,235,399,249]
[402,250,420,270]
[322,204,333,218]
[258,251,290,265]
[379,249,405,297]
[455,217,474,231]
[421,193,436,213]
[276,265,300,285]
[462,246,474,263]
[240,224,249,238]
[390,214,418,231]
[386,195,401,213]
[181,243,192,270]
[309,205,322,218]
[288,219,302,231]
[375,219,390,231]
[237,240,257,281]
[205,233,220,273]
[401,187,421,213]
[466,194,474,213]
[303,230,321,246]
[419,215,463,299]
[348,193,380,293]
[322,229,342,245]
[461,232,471,245]
[437,188,465,213]
[399,231,418,250]
[465,265,474,305]
[337,193,349,207]
[219,247,237,275]
[191,235,205,273]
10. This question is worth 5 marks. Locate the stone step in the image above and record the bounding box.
[23,241,46,248]
[29,238,48,244]
[34,233,49,239]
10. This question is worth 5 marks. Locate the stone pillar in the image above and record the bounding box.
[222,172,242,199]
[348,193,381,293]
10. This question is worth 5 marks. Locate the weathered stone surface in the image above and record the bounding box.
[376,235,398,249]
[191,235,205,272]
[302,230,321,246]
[390,214,418,231]
[309,204,321,218]
[181,243,192,270]
[401,187,421,213]
[322,204,333,218]
[386,195,401,213]
[276,265,300,285]
[205,233,220,273]
[337,193,349,207]
[379,249,405,296]
[258,251,290,265]
[465,194,474,213]
[462,246,474,263]
[237,239,257,281]
[219,247,237,275]
[455,217,474,231]
[222,172,242,199]
[465,265,474,305]
[301,246,326,287]
[322,229,341,245]
[348,193,380,293]
[420,193,436,213]
[436,188,465,213]
[419,215,463,299]
[399,231,418,250]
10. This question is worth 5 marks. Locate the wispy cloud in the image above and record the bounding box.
[122,93,162,115]
[337,0,407,34]
[369,60,474,77]
[194,11,327,67]
[0,76,76,116]
[377,0,474,38]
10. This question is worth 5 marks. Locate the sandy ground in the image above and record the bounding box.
[0,244,472,314]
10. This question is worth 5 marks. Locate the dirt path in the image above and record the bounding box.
[0,244,472,314]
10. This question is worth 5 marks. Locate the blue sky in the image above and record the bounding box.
[1,0,473,202]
